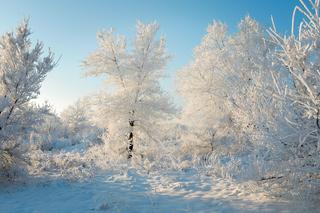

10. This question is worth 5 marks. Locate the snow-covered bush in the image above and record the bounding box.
[27,148,94,180]
[0,20,56,178]
[29,108,69,151]
[60,98,103,146]
[84,21,176,159]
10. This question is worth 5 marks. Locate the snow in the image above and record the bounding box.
[0,169,317,213]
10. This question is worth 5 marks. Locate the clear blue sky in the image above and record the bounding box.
[0,0,297,112]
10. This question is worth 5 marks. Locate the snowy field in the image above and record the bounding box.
[0,169,318,213]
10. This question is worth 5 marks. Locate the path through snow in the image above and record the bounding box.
[0,170,317,213]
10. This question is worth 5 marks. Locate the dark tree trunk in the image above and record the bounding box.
[210,132,215,151]
[0,98,18,133]
[127,120,134,159]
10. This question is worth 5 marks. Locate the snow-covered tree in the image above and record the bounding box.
[267,0,320,196]
[269,0,320,157]
[60,98,103,144]
[177,17,282,158]
[29,107,67,151]
[61,99,91,136]
[84,21,176,159]
[177,21,229,154]
[0,20,56,176]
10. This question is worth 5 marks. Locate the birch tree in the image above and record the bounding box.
[84,21,176,159]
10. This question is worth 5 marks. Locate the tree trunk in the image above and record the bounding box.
[127,120,134,159]
[0,99,18,133]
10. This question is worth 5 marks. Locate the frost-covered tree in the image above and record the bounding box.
[0,20,55,141]
[84,21,176,159]
[269,0,320,157]
[61,99,91,137]
[60,98,103,144]
[177,21,229,154]
[177,17,281,158]
[0,20,55,176]
[30,107,67,151]
[268,0,320,196]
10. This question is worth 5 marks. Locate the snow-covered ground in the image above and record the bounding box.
[0,169,317,213]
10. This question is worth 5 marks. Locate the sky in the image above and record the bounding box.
[0,0,297,112]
